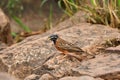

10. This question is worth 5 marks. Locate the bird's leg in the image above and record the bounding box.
[59,51,70,59]
[62,52,76,60]
[66,52,83,61]
[62,51,71,58]
[63,54,69,59]
[59,52,65,55]
[58,54,68,60]
[63,53,82,61]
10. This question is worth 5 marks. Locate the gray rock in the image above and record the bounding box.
[72,53,120,78]
[24,74,40,80]
[39,74,54,80]
[59,76,103,80]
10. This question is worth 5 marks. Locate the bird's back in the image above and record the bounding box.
[55,37,84,53]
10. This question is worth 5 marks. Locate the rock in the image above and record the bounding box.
[35,24,120,78]
[45,11,87,34]
[0,72,17,80]
[59,76,103,80]
[0,8,13,45]
[24,74,40,80]
[0,10,119,79]
[105,45,120,53]
[9,61,33,79]
[0,59,8,72]
[41,54,80,78]
[39,73,54,80]
[72,53,120,79]
[0,41,7,51]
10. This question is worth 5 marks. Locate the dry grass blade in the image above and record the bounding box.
[83,0,120,28]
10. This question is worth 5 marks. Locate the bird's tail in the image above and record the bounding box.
[67,52,95,61]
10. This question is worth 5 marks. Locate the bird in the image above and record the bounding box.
[48,34,91,61]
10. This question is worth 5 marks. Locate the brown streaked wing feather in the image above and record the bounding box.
[56,38,84,53]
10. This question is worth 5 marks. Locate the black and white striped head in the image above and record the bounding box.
[48,34,59,44]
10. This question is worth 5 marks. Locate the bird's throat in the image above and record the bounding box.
[53,40,56,44]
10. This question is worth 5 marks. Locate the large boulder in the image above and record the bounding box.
[0,11,120,79]
[59,76,103,80]
[0,8,13,45]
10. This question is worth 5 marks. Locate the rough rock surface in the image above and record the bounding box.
[59,76,103,80]
[0,11,120,80]
[0,8,11,72]
[0,41,7,51]
[0,8,13,45]
[0,59,8,72]
[72,53,120,79]
[39,73,54,80]
[24,74,40,80]
[0,72,17,80]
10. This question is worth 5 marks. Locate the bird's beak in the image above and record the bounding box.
[47,37,51,40]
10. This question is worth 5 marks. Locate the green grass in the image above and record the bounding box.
[40,0,53,30]
[1,0,120,36]
[57,0,120,28]
[11,32,17,37]
[84,0,120,28]
[7,0,23,16]
[12,16,31,32]
[1,0,120,28]
[58,0,80,16]
[0,0,120,43]
[48,4,53,29]
[11,16,31,41]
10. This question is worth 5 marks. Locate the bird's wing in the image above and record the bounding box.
[56,38,84,53]
[64,42,84,52]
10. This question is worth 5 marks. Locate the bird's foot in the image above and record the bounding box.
[62,54,69,59]
[57,53,68,60]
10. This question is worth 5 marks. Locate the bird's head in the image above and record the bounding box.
[48,34,58,44]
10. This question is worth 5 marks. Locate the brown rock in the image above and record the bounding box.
[59,76,101,80]
[0,41,7,51]
[24,74,40,80]
[105,45,120,53]
[0,11,119,79]
[39,73,54,80]
[0,59,8,72]
[0,72,17,80]
[42,54,80,78]
[0,8,13,45]
[46,11,87,34]
[72,53,120,79]
[9,62,33,79]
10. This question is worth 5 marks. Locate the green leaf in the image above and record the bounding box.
[12,16,31,32]
[40,0,48,7]
[58,0,72,16]
[11,32,17,37]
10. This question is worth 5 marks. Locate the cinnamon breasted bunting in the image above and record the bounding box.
[48,34,91,61]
